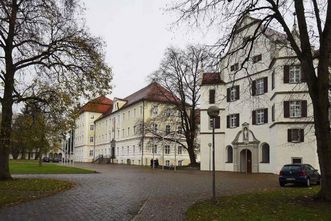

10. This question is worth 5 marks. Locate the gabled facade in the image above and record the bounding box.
[200,16,319,174]
[92,82,191,166]
[73,96,113,162]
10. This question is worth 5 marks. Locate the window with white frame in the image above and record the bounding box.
[178,146,183,155]
[177,126,182,134]
[152,145,157,154]
[90,125,94,130]
[89,150,93,156]
[165,160,170,166]
[256,78,264,95]
[230,87,237,101]
[229,114,238,128]
[133,145,135,154]
[178,160,183,166]
[290,101,302,118]
[165,125,171,135]
[127,146,129,155]
[289,66,301,83]
[151,105,158,115]
[165,145,170,154]
[152,123,158,133]
[90,137,94,143]
[256,109,265,124]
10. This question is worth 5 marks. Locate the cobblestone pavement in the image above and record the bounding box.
[0,164,279,221]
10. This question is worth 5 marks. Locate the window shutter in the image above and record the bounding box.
[301,100,307,117]
[284,65,289,83]
[272,71,275,90]
[226,115,230,128]
[288,129,292,142]
[284,101,290,118]
[264,108,268,123]
[235,85,240,100]
[300,129,304,142]
[264,77,268,93]
[300,66,306,82]
[209,89,215,104]
[227,88,230,102]
[236,114,240,127]
[215,116,221,129]
[252,110,256,125]
[252,80,256,96]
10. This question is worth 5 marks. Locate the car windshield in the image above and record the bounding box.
[282,165,301,171]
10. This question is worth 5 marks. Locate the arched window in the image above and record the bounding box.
[226,145,233,163]
[261,143,270,163]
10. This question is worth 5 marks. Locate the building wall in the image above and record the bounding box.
[74,112,102,162]
[93,100,191,166]
[200,17,319,174]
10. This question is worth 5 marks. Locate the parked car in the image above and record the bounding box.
[52,158,60,163]
[279,164,321,187]
[42,157,50,162]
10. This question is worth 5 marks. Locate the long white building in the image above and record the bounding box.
[199,16,320,174]
[74,82,191,166]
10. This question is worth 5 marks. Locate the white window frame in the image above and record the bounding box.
[165,125,171,135]
[90,137,94,143]
[152,145,157,154]
[256,78,264,95]
[229,87,237,101]
[229,114,237,128]
[165,145,170,155]
[165,160,170,166]
[290,129,301,142]
[290,101,302,118]
[256,109,265,125]
[90,125,94,131]
[178,146,183,155]
[289,66,301,83]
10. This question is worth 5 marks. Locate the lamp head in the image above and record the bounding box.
[207,106,220,118]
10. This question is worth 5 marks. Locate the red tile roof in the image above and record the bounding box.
[95,82,181,121]
[201,72,224,85]
[79,96,113,114]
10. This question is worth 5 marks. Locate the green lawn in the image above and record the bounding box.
[0,178,73,208]
[186,186,331,221]
[10,160,95,174]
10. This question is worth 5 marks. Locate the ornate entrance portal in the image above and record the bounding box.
[232,123,260,173]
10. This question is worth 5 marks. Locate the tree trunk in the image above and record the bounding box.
[186,136,198,166]
[0,83,14,180]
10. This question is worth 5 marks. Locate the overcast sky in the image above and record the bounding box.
[81,0,220,99]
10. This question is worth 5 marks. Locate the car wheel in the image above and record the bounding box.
[305,178,311,187]
[279,182,285,187]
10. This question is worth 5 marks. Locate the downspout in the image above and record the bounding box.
[141,100,145,166]
[93,121,96,162]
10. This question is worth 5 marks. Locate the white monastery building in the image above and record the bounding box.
[74,82,191,166]
[199,16,320,174]
[73,96,113,162]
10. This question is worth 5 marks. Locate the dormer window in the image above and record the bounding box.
[230,63,239,72]
[252,54,262,63]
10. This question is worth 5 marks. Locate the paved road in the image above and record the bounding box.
[0,164,278,221]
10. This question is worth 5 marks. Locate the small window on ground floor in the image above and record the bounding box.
[178,160,183,166]
[166,160,170,166]
[292,157,302,164]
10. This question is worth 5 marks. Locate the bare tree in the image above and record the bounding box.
[171,0,331,200]
[151,45,214,166]
[0,0,112,180]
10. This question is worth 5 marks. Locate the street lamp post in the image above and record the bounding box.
[207,106,220,204]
